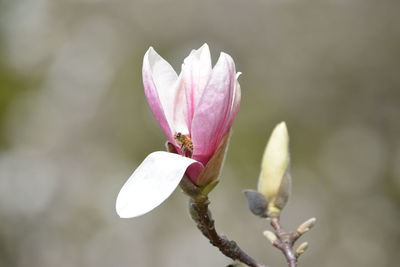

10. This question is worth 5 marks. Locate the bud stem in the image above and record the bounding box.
[180,176,268,267]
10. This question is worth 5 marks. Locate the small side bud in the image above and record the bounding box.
[243,190,268,218]
[297,217,316,234]
[263,230,278,244]
[295,242,309,257]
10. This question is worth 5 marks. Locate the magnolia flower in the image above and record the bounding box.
[116,44,241,218]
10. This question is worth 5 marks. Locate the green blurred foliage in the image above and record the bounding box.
[0,62,33,148]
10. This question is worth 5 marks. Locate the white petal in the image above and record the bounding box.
[116,151,202,218]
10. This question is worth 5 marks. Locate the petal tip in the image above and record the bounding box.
[216,52,235,69]
[144,46,155,58]
[276,121,288,132]
[199,43,210,52]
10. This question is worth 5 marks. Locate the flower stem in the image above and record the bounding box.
[188,197,268,267]
[180,176,268,266]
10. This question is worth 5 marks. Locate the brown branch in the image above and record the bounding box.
[189,197,268,267]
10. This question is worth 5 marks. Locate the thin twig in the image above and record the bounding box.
[270,217,297,267]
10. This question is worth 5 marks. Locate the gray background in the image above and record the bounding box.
[0,0,399,266]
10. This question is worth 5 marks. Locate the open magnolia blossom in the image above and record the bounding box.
[116,44,241,218]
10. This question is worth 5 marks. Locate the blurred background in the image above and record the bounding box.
[0,0,399,266]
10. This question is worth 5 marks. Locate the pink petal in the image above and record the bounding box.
[191,52,236,164]
[116,151,203,218]
[182,44,212,130]
[143,48,176,142]
[143,48,189,143]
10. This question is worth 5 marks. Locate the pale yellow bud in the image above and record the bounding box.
[257,122,291,215]
[295,242,309,257]
[297,217,316,234]
[263,230,278,244]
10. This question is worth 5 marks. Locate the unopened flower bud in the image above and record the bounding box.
[297,217,316,234]
[257,122,291,215]
[263,230,278,244]
[295,242,309,257]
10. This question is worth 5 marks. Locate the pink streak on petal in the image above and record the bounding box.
[183,44,212,130]
[191,52,236,164]
[212,59,240,146]
[222,75,242,138]
[143,48,174,142]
